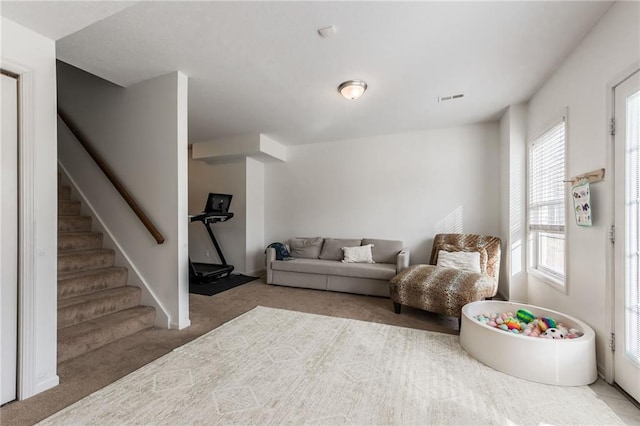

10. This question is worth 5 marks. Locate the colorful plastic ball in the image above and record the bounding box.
[537,317,557,332]
[499,324,508,331]
[506,320,521,331]
[516,309,536,323]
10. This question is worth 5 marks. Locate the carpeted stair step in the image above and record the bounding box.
[58,232,103,252]
[58,185,71,200]
[58,215,92,233]
[59,199,81,216]
[58,248,115,274]
[57,286,142,328]
[57,306,156,363]
[58,267,128,300]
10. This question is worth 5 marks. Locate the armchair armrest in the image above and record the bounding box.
[265,247,276,284]
[396,249,410,273]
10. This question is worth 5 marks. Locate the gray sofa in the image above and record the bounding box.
[266,237,410,297]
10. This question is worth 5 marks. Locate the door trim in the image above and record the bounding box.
[605,61,640,384]
[1,71,19,405]
[1,60,42,399]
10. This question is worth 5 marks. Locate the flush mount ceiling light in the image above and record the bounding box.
[338,80,368,100]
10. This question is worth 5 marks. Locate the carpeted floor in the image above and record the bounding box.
[0,278,459,426]
[38,306,624,425]
[3,278,639,425]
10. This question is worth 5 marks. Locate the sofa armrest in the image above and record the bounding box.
[396,249,410,273]
[265,247,276,284]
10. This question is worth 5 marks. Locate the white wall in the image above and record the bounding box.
[246,157,265,274]
[499,104,528,301]
[526,1,640,372]
[188,156,248,273]
[1,17,59,398]
[57,62,190,329]
[265,124,502,266]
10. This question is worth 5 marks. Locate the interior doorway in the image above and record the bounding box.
[613,68,640,403]
[1,70,19,405]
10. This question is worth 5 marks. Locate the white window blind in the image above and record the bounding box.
[529,120,566,233]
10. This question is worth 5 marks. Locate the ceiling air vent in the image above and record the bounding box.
[438,94,464,103]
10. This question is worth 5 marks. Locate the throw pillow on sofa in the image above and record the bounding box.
[289,237,323,258]
[342,244,375,263]
[319,238,362,260]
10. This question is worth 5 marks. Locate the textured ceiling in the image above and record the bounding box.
[2,1,612,145]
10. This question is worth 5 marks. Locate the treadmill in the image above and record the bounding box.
[189,193,235,284]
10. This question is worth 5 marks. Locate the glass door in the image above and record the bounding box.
[614,69,640,403]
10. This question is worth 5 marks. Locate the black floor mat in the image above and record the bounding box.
[189,274,257,296]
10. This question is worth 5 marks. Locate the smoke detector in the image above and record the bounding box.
[317,26,336,38]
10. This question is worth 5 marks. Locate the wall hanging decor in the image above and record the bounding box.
[572,180,592,226]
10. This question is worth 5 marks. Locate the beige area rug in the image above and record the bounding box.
[40,306,622,425]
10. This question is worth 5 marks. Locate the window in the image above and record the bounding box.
[528,118,566,287]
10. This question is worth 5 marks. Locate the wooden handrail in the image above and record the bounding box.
[58,108,165,245]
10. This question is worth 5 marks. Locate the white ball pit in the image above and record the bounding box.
[460,300,597,386]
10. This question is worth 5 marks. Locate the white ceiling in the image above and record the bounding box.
[2,1,612,146]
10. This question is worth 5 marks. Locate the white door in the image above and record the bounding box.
[614,69,640,403]
[1,72,19,405]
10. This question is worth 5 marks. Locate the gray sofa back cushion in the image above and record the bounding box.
[319,238,362,260]
[289,237,324,258]
[362,238,403,264]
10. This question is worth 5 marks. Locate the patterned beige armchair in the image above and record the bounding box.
[389,233,501,319]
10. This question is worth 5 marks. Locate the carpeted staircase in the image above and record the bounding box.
[57,178,156,363]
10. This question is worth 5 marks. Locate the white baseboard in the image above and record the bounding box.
[247,267,265,278]
[33,374,59,396]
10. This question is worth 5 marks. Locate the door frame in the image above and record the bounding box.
[1,69,20,405]
[1,60,40,400]
[605,61,640,384]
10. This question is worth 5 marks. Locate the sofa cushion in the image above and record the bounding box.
[289,237,323,258]
[342,244,375,264]
[271,258,396,280]
[362,238,403,264]
[319,238,362,260]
